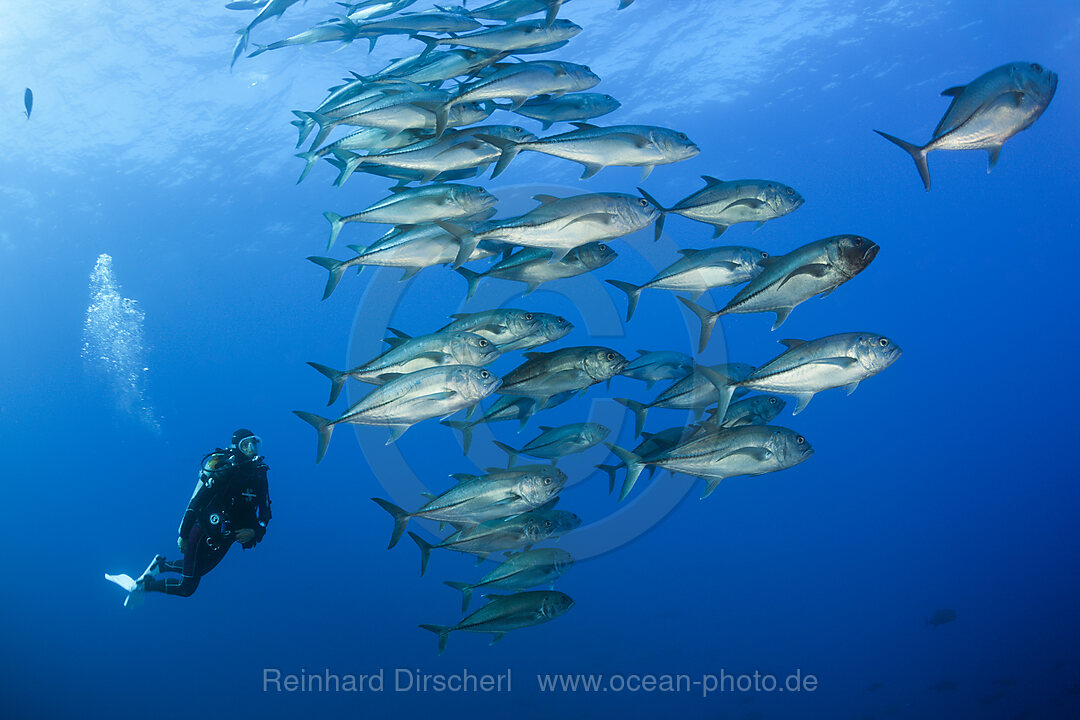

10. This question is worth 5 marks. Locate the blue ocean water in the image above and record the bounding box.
[1,1,1077,718]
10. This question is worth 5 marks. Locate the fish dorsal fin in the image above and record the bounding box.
[483,593,507,601]
[538,425,555,432]
[387,327,412,339]
[635,349,653,356]
[640,430,655,440]
[450,473,478,483]
[940,85,966,97]
[570,122,598,131]
[779,338,806,350]
[387,185,411,194]
[759,256,782,268]
[532,194,560,205]
[676,248,700,256]
[700,174,724,185]
[523,351,548,361]
[484,466,505,474]
[382,336,409,349]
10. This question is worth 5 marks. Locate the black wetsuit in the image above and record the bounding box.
[146,451,271,597]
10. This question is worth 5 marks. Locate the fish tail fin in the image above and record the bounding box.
[636,186,669,241]
[596,463,620,494]
[292,411,334,463]
[418,623,451,654]
[677,296,723,353]
[371,498,410,549]
[874,130,930,191]
[605,443,644,502]
[440,420,474,455]
[324,211,346,251]
[328,150,363,187]
[306,255,348,301]
[231,29,249,69]
[474,133,520,179]
[434,101,452,139]
[414,35,438,59]
[443,581,474,612]
[696,366,736,429]
[605,279,642,322]
[408,531,434,576]
[306,361,347,404]
[493,440,519,467]
[307,112,336,154]
[455,266,483,301]
[614,397,647,438]
[295,151,320,184]
[291,111,316,148]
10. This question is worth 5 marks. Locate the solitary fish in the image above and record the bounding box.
[639,178,804,240]
[680,235,880,344]
[306,329,500,403]
[294,365,501,460]
[23,88,32,119]
[372,465,566,547]
[875,62,1057,191]
[607,245,768,321]
[457,242,616,299]
[408,506,580,573]
[444,548,573,611]
[499,346,627,402]
[323,184,497,250]
[482,122,700,180]
[495,422,610,466]
[705,332,902,418]
[608,424,814,500]
[926,608,957,628]
[513,92,620,130]
[419,590,575,654]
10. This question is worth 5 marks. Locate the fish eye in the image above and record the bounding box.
[524,313,533,320]
[545,520,553,528]
[761,251,769,258]
[606,353,616,361]
[797,436,805,444]
[785,188,794,195]
[478,339,488,347]
[638,198,648,206]
[853,238,863,246]
[513,127,523,132]
[480,370,490,378]
[769,397,777,405]
[1032,63,1043,73]
[544,477,552,484]
[879,338,889,347]
[477,187,485,193]
[677,132,687,139]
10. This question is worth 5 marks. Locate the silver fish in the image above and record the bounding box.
[499,346,627,401]
[232,0,304,67]
[372,465,566,547]
[330,131,515,186]
[495,422,610,466]
[619,350,694,388]
[323,183,498,250]
[681,235,880,346]
[595,425,701,492]
[492,312,573,353]
[247,19,360,57]
[356,11,484,52]
[307,330,500,402]
[440,308,568,350]
[436,60,599,136]
[440,191,658,265]
[444,548,573,611]
[344,0,419,22]
[713,394,786,428]
[408,506,581,573]
[638,177,804,240]
[876,61,1057,191]
[616,362,756,437]
[467,0,568,26]
[707,333,902,418]
[419,590,575,653]
[513,92,621,130]
[294,365,501,460]
[457,242,616,299]
[608,424,814,500]
[483,122,700,180]
[607,245,767,321]
[441,391,574,454]
[417,18,581,55]
[295,127,426,184]
[304,89,452,150]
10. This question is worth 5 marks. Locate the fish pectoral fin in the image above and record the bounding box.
[415,351,451,362]
[940,85,966,97]
[721,198,765,212]
[808,357,859,370]
[792,392,815,415]
[777,263,830,289]
[713,447,772,463]
[564,212,615,227]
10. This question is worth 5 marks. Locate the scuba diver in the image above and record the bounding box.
[105,429,272,605]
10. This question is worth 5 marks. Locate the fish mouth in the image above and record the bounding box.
[862,243,880,264]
